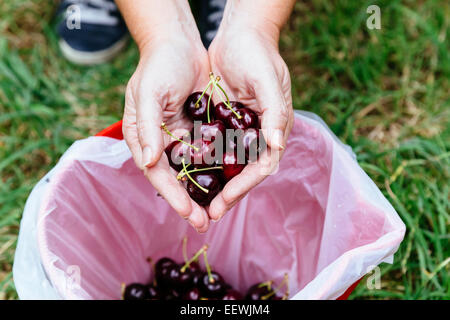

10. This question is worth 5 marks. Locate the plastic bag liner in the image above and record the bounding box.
[13,111,405,300]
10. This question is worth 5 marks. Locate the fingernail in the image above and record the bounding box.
[142,147,152,167]
[188,213,203,230]
[273,130,284,150]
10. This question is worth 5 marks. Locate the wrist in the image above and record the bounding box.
[219,1,285,45]
[116,0,202,55]
[137,23,202,57]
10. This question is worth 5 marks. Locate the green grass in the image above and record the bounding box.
[0,0,448,299]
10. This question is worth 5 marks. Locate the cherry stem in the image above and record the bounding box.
[207,88,213,123]
[205,72,217,123]
[146,257,158,286]
[211,77,242,120]
[194,79,214,108]
[161,122,199,152]
[215,81,229,104]
[120,283,126,300]
[282,274,290,300]
[181,159,209,194]
[177,166,223,180]
[261,273,289,300]
[258,280,273,291]
[203,250,214,283]
[180,244,208,273]
[182,236,188,263]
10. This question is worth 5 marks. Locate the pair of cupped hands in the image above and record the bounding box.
[123,19,293,233]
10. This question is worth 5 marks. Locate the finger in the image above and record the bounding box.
[136,93,164,169]
[256,76,289,151]
[123,119,143,170]
[208,148,281,221]
[123,89,144,170]
[191,203,210,233]
[208,191,247,222]
[207,194,227,222]
[285,107,295,141]
[144,155,209,231]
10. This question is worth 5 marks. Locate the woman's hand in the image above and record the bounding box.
[117,0,295,230]
[120,2,212,232]
[207,6,294,221]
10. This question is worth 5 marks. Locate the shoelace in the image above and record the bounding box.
[62,0,120,26]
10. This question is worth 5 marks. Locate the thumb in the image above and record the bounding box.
[256,77,289,150]
[136,95,164,168]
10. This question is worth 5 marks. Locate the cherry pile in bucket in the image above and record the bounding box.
[122,238,289,300]
[162,73,266,206]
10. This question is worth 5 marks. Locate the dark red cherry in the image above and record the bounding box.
[188,261,202,272]
[184,92,214,122]
[190,138,217,167]
[181,260,203,286]
[175,262,201,290]
[222,289,243,300]
[186,172,221,206]
[155,257,176,273]
[164,288,181,300]
[245,283,273,300]
[183,287,201,300]
[190,121,226,166]
[199,272,226,298]
[145,284,161,300]
[165,140,191,171]
[191,270,203,287]
[155,257,176,287]
[241,128,266,162]
[214,101,243,123]
[227,108,258,130]
[224,127,248,155]
[167,264,182,286]
[165,136,218,169]
[178,268,195,291]
[222,152,245,182]
[123,283,147,300]
[224,130,238,153]
[193,120,226,143]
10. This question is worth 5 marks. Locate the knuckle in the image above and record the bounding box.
[178,207,191,220]
[125,80,137,106]
[137,120,151,137]
[209,210,222,222]
[122,123,135,142]
[222,189,237,207]
[277,107,290,128]
[175,196,192,219]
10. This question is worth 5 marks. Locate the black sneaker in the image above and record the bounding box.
[192,0,227,49]
[56,0,128,65]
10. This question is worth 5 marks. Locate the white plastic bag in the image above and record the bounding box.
[13,111,405,299]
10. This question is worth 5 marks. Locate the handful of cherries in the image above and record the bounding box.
[163,73,266,206]
[123,239,289,300]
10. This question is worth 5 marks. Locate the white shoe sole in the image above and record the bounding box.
[59,35,129,65]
